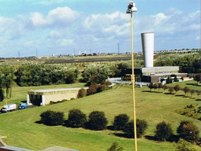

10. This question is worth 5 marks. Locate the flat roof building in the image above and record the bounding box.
[27,88,87,106]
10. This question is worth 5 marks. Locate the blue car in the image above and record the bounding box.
[18,103,28,109]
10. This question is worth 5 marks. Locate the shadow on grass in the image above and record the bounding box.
[35,120,43,124]
[145,135,180,143]
[142,90,162,93]
[186,83,201,87]
[196,99,201,101]
[175,94,185,97]
[114,132,133,139]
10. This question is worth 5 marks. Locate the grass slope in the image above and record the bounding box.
[0,83,200,151]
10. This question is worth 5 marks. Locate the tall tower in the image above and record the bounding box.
[141,32,154,68]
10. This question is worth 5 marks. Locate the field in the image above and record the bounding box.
[0,81,200,151]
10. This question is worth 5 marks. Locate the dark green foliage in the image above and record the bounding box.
[82,65,108,85]
[86,111,108,130]
[155,53,201,73]
[40,110,64,126]
[67,109,87,128]
[175,139,197,151]
[155,121,173,141]
[177,121,200,143]
[0,65,15,98]
[123,119,148,138]
[0,88,4,101]
[194,74,201,84]
[113,114,129,130]
[77,88,87,98]
[107,142,123,151]
[15,64,78,86]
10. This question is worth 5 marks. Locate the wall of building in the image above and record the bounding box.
[43,89,79,105]
[27,88,86,106]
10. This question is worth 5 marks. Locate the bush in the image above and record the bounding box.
[123,119,148,138]
[113,114,129,130]
[175,139,197,151]
[155,121,173,141]
[107,142,123,151]
[77,88,87,98]
[86,111,108,130]
[67,109,87,128]
[40,110,64,126]
[87,83,99,95]
[177,121,200,143]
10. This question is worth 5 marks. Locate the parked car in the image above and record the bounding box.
[1,104,17,113]
[18,103,28,109]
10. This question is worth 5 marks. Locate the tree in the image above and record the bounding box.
[155,121,173,141]
[107,142,123,151]
[194,74,201,85]
[174,85,181,94]
[177,121,200,143]
[86,111,108,130]
[175,139,196,151]
[77,88,87,98]
[82,65,109,85]
[67,109,87,128]
[0,88,4,101]
[40,110,64,126]
[113,114,129,130]
[123,119,148,138]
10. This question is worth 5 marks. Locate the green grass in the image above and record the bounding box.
[0,82,200,151]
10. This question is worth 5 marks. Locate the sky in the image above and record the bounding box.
[0,0,200,57]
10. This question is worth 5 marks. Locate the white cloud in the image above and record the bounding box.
[31,7,79,28]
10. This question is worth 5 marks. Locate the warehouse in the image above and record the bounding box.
[27,88,86,106]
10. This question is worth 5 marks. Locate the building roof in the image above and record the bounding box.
[42,146,78,151]
[28,88,87,95]
[0,146,32,151]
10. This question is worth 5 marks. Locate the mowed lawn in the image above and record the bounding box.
[0,82,200,151]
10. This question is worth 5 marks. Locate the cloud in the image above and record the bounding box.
[31,7,79,28]
[83,11,129,39]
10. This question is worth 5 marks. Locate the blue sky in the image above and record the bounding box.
[0,0,200,57]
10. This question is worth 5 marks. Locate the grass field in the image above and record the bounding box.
[0,82,200,151]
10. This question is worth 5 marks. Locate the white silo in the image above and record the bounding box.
[141,32,154,68]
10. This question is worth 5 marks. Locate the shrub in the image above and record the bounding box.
[177,121,200,143]
[123,119,148,138]
[67,109,87,128]
[77,88,87,98]
[155,121,173,141]
[113,114,129,130]
[86,111,108,130]
[87,83,99,95]
[175,139,197,151]
[40,110,64,126]
[107,142,123,151]
[174,85,180,94]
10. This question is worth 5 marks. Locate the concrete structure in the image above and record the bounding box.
[27,88,86,106]
[122,66,187,84]
[141,32,154,67]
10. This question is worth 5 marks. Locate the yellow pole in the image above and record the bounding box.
[130,13,138,151]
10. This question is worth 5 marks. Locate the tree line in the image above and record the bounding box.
[39,109,201,150]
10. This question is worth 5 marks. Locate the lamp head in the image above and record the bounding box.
[126,1,137,14]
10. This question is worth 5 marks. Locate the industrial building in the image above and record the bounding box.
[27,88,86,106]
[122,32,188,84]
